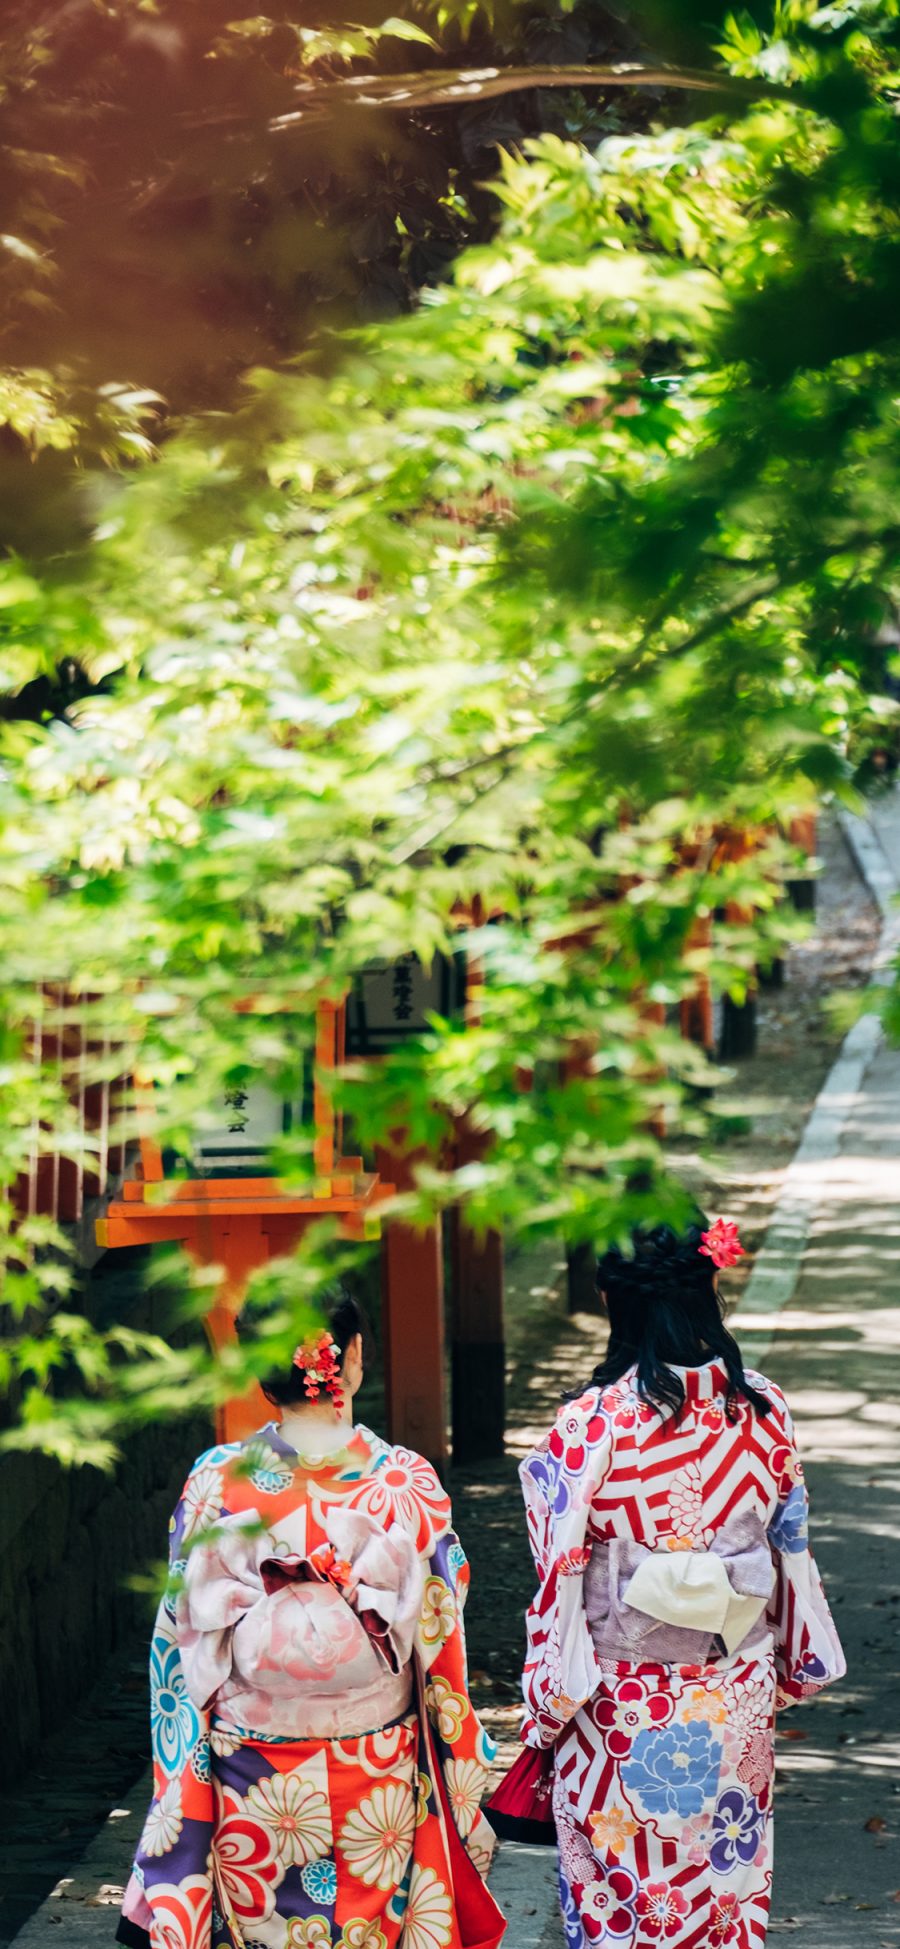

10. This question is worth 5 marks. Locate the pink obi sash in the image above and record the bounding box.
[585,1512,775,1665]
[177,1505,422,1739]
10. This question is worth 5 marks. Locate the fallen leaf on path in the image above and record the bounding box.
[865,1816,888,1833]
[779,1727,808,1741]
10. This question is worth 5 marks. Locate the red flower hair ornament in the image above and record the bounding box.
[699,1218,745,1271]
[292,1331,345,1416]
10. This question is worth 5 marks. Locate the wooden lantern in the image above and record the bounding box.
[95,1000,394,1439]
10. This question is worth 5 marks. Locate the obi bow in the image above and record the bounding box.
[177,1505,422,1712]
[585,1513,775,1661]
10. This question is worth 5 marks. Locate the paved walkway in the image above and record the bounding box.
[745,790,900,1945]
[10,793,900,1947]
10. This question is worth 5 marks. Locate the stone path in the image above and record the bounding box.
[751,1016,900,1942]
[738,789,900,1945]
[9,792,900,1947]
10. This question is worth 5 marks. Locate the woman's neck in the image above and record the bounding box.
[276,1403,354,1454]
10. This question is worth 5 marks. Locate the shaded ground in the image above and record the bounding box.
[738,1043,900,1944]
[0,1631,154,1943]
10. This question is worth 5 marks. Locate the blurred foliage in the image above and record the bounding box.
[0,0,647,408]
[0,0,659,575]
[2,0,900,1463]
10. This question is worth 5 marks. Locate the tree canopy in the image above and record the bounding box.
[2,0,899,1463]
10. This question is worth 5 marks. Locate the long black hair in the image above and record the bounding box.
[586,1221,770,1423]
[239,1290,376,1410]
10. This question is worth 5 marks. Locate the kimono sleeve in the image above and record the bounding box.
[418,1527,498,1878]
[765,1395,846,1708]
[117,1454,221,1949]
[519,1393,613,1748]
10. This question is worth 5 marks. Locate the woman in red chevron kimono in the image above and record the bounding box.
[515,1218,844,1949]
[118,1293,505,1949]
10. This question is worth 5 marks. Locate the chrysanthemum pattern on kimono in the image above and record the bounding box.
[520,1362,844,1948]
[118,1423,503,1949]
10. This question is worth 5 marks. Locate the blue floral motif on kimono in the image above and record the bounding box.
[559,1871,585,1949]
[478,1724,498,1766]
[301,1858,337,1904]
[149,1630,201,1776]
[769,1484,809,1554]
[526,1450,571,1519]
[432,1531,466,1593]
[197,1444,241,1469]
[621,1721,721,1818]
[793,1647,828,1684]
[237,1437,295,1496]
[446,1539,468,1584]
[711,1787,765,1872]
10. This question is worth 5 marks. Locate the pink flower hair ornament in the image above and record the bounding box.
[699,1218,745,1271]
[291,1330,345,1415]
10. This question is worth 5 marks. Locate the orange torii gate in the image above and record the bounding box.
[9,967,482,1465]
[96,1001,398,1443]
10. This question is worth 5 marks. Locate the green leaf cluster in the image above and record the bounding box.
[3,0,900,1462]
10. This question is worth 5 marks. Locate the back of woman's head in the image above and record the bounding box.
[240,1288,375,1410]
[587,1220,769,1422]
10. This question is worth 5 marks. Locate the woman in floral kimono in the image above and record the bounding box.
[517,1219,844,1949]
[118,1295,504,1949]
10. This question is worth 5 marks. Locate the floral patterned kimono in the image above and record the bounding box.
[519,1360,845,1949]
[118,1422,504,1949]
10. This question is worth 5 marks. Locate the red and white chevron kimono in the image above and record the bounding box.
[519,1360,844,1949]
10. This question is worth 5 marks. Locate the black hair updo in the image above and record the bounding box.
[239,1289,375,1411]
[584,1220,770,1422]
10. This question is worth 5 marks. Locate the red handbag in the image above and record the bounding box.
[484,1744,556,1846]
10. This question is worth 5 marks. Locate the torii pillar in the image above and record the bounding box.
[376,1138,448,1470]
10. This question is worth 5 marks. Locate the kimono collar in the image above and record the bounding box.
[658,1359,732,1406]
[258,1420,376,1476]
[611,1359,732,1414]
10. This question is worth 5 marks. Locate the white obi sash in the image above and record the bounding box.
[624,1546,774,1656]
[585,1512,775,1664]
